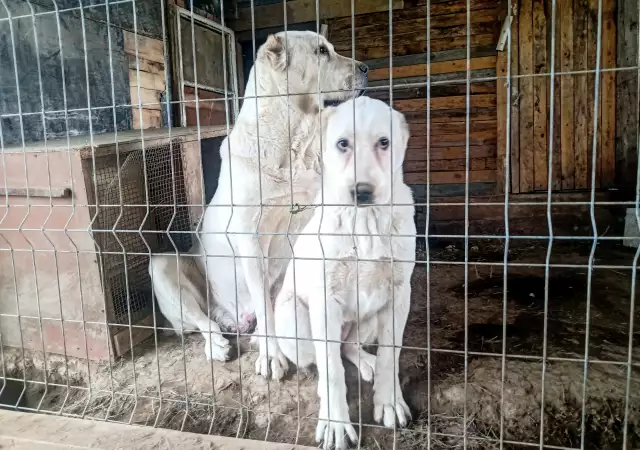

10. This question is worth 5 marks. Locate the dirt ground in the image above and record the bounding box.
[3,236,640,449]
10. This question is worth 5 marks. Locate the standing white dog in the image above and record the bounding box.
[196,31,368,377]
[274,97,415,449]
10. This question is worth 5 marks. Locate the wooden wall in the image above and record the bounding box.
[327,0,501,192]
[125,31,167,130]
[497,0,617,194]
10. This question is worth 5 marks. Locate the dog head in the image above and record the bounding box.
[256,30,368,108]
[320,97,410,206]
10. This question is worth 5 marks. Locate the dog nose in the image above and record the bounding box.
[351,183,374,205]
[358,63,368,74]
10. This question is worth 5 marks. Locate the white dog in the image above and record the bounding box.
[274,97,415,449]
[149,253,236,360]
[196,31,368,376]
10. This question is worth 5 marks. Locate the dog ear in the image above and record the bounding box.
[260,34,287,71]
[391,109,410,171]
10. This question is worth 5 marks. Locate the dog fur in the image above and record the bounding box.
[194,31,368,378]
[274,97,416,449]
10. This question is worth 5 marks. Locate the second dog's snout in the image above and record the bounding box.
[351,183,374,205]
[358,62,368,74]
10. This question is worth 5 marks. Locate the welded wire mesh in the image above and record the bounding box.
[0,0,639,449]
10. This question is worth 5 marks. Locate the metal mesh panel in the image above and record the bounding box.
[90,141,191,325]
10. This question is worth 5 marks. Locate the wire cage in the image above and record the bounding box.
[0,0,639,449]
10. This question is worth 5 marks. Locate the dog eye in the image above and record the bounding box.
[336,138,349,152]
[378,137,390,149]
[318,45,328,55]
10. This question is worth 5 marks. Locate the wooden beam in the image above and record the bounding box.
[406,169,496,184]
[518,0,534,192]
[368,56,497,81]
[560,0,575,190]
[230,0,404,32]
[0,187,71,198]
[532,0,547,190]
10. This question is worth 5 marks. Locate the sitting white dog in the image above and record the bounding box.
[274,97,416,449]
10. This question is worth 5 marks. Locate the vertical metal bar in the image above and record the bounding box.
[580,0,604,445]
[539,0,558,446]
[499,0,514,447]
[463,0,471,445]
[425,0,432,446]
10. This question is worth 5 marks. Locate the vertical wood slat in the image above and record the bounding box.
[532,0,547,190]
[550,0,562,190]
[497,51,508,193]
[560,0,575,190]
[504,0,616,194]
[573,0,589,189]
[519,0,534,192]
[600,0,616,187]
[510,3,520,193]
[587,0,600,188]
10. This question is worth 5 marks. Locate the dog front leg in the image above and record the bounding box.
[237,235,288,380]
[373,272,412,428]
[309,294,357,450]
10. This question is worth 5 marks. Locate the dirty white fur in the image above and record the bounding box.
[149,253,233,361]
[196,31,368,375]
[274,97,416,449]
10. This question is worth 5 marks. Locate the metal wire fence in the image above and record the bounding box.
[0,0,639,449]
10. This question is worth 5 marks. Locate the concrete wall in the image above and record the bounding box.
[0,0,163,146]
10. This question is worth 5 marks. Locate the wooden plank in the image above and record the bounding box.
[409,120,497,136]
[510,8,520,193]
[332,22,497,52]
[551,0,562,190]
[131,87,162,110]
[0,410,318,450]
[0,187,71,198]
[587,0,599,188]
[405,169,496,184]
[600,3,616,187]
[497,49,508,193]
[132,109,163,129]
[532,0,548,190]
[408,129,498,147]
[518,0,535,192]
[231,0,403,31]
[367,81,496,102]
[405,145,496,161]
[395,94,496,112]
[129,70,166,92]
[364,45,497,70]
[343,34,497,60]
[615,0,639,189]
[403,107,497,122]
[368,56,497,81]
[329,9,498,43]
[560,0,575,190]
[123,31,165,64]
[404,157,497,172]
[573,0,589,188]
[329,0,498,33]
[127,55,165,74]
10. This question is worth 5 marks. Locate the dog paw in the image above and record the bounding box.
[316,407,357,450]
[203,332,231,361]
[254,345,289,381]
[373,390,411,428]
